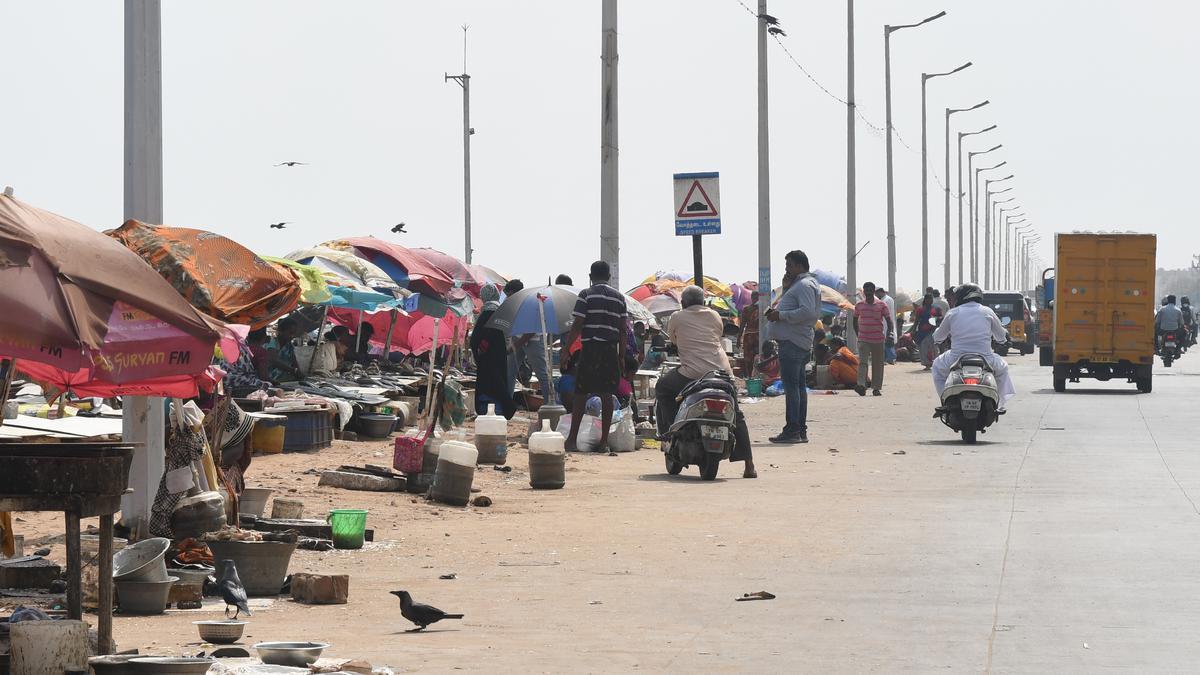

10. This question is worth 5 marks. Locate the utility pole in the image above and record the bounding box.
[122,0,165,543]
[846,0,857,352]
[756,0,771,349]
[600,0,619,287]
[445,26,473,264]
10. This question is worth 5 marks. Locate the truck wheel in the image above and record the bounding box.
[1137,373,1153,393]
[699,454,721,481]
[1039,346,1054,367]
[1053,366,1067,393]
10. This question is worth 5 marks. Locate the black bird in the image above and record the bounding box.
[391,222,407,234]
[390,590,463,631]
[218,559,252,619]
[767,25,786,37]
[269,222,289,229]
[274,161,307,167]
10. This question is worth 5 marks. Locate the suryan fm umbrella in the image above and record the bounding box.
[0,194,223,397]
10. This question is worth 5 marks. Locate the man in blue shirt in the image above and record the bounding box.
[765,250,822,444]
[563,261,628,452]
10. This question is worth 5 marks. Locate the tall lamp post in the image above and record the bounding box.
[1012,223,1033,287]
[984,178,1014,286]
[920,62,972,289]
[994,203,1019,287]
[970,153,1004,280]
[959,128,996,282]
[1005,217,1027,287]
[944,100,987,289]
[884,10,945,296]
[1022,234,1042,290]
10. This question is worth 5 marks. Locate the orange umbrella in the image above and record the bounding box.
[109,220,301,328]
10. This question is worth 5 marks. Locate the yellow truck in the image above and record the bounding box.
[1052,233,1156,392]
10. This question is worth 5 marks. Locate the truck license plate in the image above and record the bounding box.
[700,426,729,440]
[961,398,982,412]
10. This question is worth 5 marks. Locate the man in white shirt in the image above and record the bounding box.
[931,284,1015,407]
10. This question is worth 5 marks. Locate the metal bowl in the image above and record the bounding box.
[113,536,171,581]
[194,619,247,644]
[115,576,177,614]
[252,641,330,667]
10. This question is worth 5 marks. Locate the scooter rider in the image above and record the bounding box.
[1155,294,1184,353]
[931,283,1016,409]
[655,285,756,478]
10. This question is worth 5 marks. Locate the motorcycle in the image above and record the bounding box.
[935,353,1003,444]
[662,370,738,481]
[1160,330,1181,367]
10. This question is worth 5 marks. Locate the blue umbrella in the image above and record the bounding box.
[488,285,580,336]
[325,286,404,312]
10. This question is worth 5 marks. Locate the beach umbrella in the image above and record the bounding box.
[109,220,302,328]
[407,313,462,355]
[469,264,508,287]
[487,285,579,336]
[284,246,402,294]
[409,247,485,295]
[323,237,456,296]
[641,293,682,316]
[0,194,223,397]
[623,294,658,328]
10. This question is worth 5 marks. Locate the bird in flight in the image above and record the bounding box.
[218,560,252,620]
[391,222,407,234]
[390,590,463,631]
[269,222,290,229]
[274,161,308,167]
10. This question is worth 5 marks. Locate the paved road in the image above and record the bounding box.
[102,352,1199,672]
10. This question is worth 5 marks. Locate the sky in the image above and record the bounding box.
[3,1,1197,295]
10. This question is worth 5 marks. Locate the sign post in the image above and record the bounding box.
[673,172,721,289]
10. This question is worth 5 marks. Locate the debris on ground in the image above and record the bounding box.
[439,573,457,580]
[318,469,405,492]
[736,591,776,601]
[291,573,350,605]
[472,495,493,507]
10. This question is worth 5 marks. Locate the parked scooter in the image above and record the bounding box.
[662,370,738,480]
[1159,330,1182,367]
[934,354,1003,443]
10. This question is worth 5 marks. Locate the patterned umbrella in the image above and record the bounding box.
[110,220,301,328]
[323,237,456,297]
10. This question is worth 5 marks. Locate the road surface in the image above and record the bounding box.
[15,354,1198,672]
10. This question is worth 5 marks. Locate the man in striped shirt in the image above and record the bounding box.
[564,260,628,452]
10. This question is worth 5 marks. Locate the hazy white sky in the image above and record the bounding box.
[3,1,1196,293]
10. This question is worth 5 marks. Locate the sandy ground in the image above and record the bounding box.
[10,353,1200,672]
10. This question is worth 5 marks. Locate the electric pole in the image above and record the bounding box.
[600,0,619,287]
[445,26,473,264]
[756,0,771,349]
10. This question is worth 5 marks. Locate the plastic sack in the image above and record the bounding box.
[295,341,338,376]
[765,380,785,397]
[555,409,636,453]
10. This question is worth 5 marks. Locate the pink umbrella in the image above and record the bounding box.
[407,313,462,356]
[410,247,484,295]
[327,237,456,296]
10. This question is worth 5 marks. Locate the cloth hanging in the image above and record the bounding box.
[150,408,208,538]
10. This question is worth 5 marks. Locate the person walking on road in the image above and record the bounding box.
[853,281,894,397]
[765,250,821,444]
[912,293,942,370]
[563,261,628,452]
[739,291,761,377]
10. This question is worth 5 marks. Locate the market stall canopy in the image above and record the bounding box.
[258,256,334,304]
[283,246,402,295]
[0,195,222,395]
[410,247,484,295]
[321,237,456,297]
[109,220,301,329]
[469,264,508,288]
[638,272,733,298]
[407,313,464,356]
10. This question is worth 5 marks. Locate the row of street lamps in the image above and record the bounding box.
[884,9,1040,293]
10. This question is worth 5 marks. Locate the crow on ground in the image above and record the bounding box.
[390,590,463,631]
[219,559,252,619]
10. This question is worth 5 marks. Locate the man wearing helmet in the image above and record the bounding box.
[930,283,1016,408]
[1155,294,1184,353]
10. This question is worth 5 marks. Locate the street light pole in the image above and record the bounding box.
[968,147,1002,281]
[757,0,771,349]
[445,26,473,263]
[1012,222,1032,287]
[920,62,971,290]
[600,0,619,286]
[885,10,945,297]
[959,129,996,282]
[985,184,1014,286]
[846,0,857,320]
[944,100,986,290]
[994,203,1018,287]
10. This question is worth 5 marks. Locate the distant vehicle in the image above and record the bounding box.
[983,291,1034,356]
[1051,233,1156,393]
[1158,329,1182,367]
[1037,268,1056,366]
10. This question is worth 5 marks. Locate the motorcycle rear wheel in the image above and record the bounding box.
[960,419,978,444]
[665,453,684,475]
[699,453,721,481]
